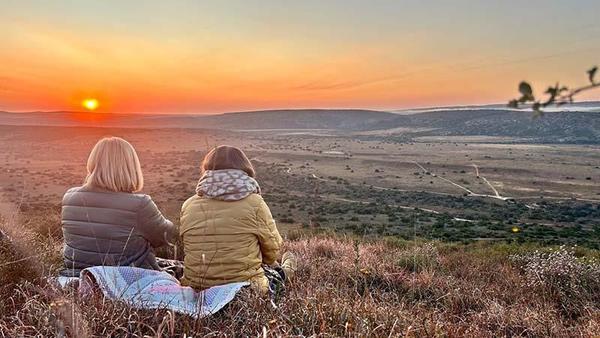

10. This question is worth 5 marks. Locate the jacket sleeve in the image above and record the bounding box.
[137,195,177,248]
[256,197,283,265]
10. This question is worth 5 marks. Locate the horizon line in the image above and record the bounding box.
[2,100,600,116]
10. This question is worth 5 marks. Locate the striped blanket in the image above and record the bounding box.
[57,266,248,318]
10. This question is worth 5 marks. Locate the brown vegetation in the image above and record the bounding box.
[0,125,599,336]
[1,216,599,337]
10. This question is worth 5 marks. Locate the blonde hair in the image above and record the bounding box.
[84,137,144,193]
[201,145,255,177]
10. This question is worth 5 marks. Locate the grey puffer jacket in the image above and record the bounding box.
[60,186,176,277]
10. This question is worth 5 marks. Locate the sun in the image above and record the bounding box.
[82,98,99,111]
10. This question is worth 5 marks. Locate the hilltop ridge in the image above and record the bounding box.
[1,106,599,143]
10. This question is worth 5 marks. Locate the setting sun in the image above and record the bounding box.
[82,99,99,111]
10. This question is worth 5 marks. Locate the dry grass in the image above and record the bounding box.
[0,213,61,288]
[1,219,599,337]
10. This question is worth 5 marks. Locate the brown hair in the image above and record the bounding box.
[201,145,255,177]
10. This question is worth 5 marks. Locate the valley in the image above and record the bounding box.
[1,117,598,248]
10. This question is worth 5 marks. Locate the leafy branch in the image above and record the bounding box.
[508,66,599,115]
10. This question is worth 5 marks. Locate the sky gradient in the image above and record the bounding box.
[1,0,600,114]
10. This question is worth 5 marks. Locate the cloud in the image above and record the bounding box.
[290,70,426,92]
[456,45,600,72]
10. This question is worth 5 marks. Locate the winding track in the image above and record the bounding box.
[472,164,503,199]
[305,170,475,222]
[281,161,600,227]
[413,161,514,201]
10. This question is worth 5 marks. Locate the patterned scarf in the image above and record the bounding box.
[195,169,261,201]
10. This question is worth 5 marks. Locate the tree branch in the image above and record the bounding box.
[508,65,599,114]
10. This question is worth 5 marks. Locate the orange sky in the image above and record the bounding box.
[1,1,599,114]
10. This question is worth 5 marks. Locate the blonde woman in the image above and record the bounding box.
[180,145,297,294]
[60,137,176,277]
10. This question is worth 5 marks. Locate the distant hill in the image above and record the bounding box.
[1,105,600,143]
[195,109,398,130]
[379,109,600,143]
[0,109,396,131]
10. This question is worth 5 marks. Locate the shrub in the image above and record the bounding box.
[511,246,600,317]
[0,218,47,287]
[396,243,440,273]
[286,229,304,241]
[312,240,337,259]
[279,217,295,224]
[0,235,41,288]
[2,222,599,336]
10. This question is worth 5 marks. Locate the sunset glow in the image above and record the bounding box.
[1,1,599,114]
[82,99,99,111]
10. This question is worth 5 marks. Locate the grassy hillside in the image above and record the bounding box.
[1,215,599,337]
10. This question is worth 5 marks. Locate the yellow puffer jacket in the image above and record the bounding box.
[180,193,283,293]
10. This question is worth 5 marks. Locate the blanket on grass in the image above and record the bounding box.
[56,266,248,318]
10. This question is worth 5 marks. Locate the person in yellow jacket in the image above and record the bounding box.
[180,145,297,294]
